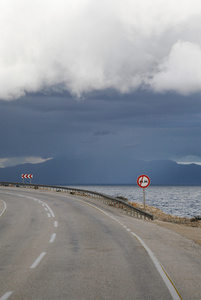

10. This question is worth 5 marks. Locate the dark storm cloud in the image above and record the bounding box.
[0,91,201,167]
[94,130,115,136]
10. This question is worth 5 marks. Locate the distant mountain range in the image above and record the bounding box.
[0,157,201,186]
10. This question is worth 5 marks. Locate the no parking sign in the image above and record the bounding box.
[137,175,150,188]
[137,175,150,210]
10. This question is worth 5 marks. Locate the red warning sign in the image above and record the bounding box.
[21,174,33,179]
[137,175,150,188]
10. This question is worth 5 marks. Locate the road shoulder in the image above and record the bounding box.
[153,219,201,246]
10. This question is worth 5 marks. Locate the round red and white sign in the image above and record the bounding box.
[137,175,150,188]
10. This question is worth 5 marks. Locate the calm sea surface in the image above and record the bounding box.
[69,185,201,218]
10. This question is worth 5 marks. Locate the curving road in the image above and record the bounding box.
[0,186,200,299]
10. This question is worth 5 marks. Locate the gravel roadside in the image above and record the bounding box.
[129,201,201,246]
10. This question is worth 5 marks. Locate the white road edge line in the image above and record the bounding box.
[66,195,182,300]
[0,200,7,217]
[30,252,47,269]
[130,232,181,300]
[0,292,13,300]
[49,233,56,243]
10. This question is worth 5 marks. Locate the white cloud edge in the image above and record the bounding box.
[1,1,201,100]
[173,156,201,166]
[0,156,53,168]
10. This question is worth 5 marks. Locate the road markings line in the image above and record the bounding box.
[67,195,182,300]
[66,195,115,217]
[34,198,55,217]
[47,213,51,218]
[18,194,55,217]
[0,292,13,300]
[49,233,56,243]
[30,252,47,269]
[6,193,55,218]
[0,200,7,217]
[130,232,182,300]
[43,202,55,218]
[54,221,58,227]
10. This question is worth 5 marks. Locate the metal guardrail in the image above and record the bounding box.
[0,182,154,220]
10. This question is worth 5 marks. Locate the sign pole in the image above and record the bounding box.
[143,188,145,210]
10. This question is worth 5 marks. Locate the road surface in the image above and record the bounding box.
[0,186,200,299]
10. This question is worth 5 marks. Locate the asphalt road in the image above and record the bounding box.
[0,186,200,299]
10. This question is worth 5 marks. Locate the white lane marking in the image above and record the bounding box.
[49,233,56,243]
[43,202,55,218]
[0,200,7,217]
[45,208,48,211]
[66,195,182,300]
[0,292,13,300]
[32,197,55,217]
[5,193,55,218]
[24,195,55,218]
[47,213,51,218]
[54,221,58,227]
[30,252,46,269]
[130,232,181,300]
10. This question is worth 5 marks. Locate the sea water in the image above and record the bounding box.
[69,185,201,218]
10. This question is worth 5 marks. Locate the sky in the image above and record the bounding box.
[0,0,201,172]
